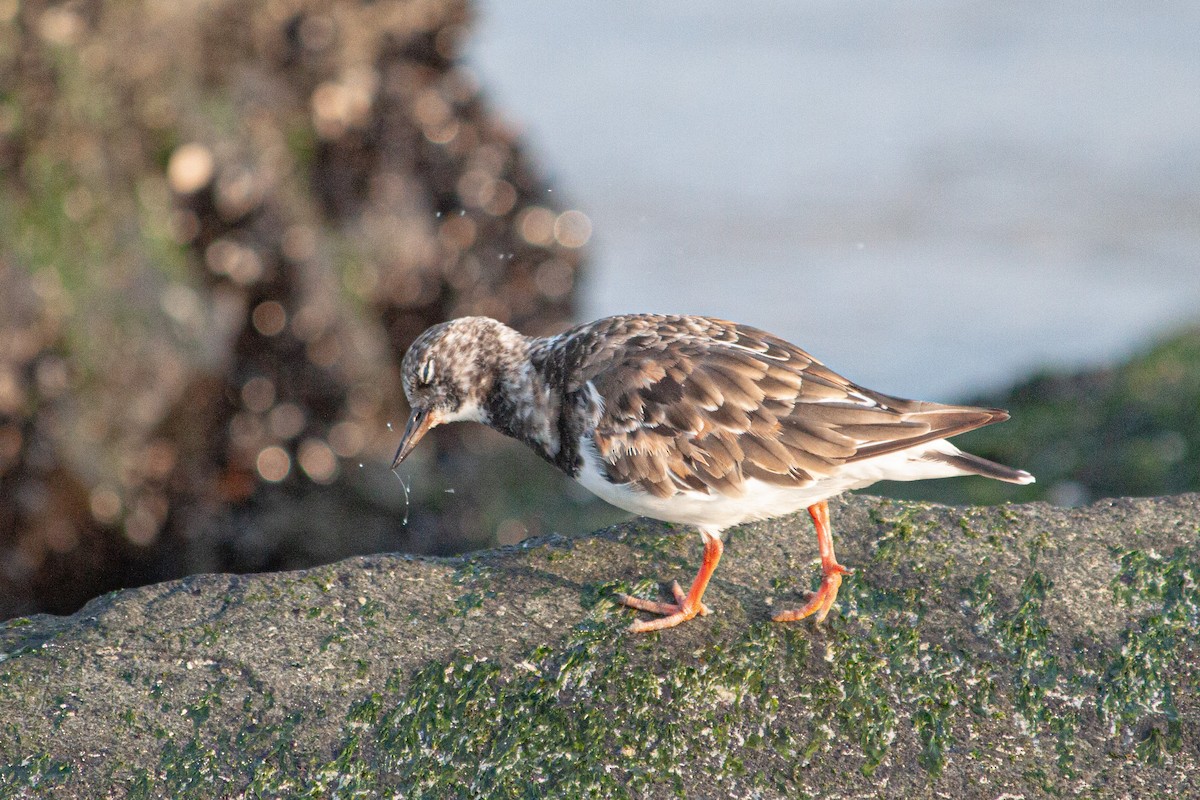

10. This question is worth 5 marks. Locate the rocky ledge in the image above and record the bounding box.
[1,493,1198,798]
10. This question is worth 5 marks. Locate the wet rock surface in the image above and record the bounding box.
[2,493,1197,798]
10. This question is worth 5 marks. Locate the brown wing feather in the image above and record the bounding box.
[565,315,1007,498]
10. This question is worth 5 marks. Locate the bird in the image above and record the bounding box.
[390,314,1033,633]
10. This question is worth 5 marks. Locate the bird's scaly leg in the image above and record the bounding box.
[773,501,852,624]
[616,529,722,632]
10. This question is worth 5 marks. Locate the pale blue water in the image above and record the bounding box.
[469,1,1200,399]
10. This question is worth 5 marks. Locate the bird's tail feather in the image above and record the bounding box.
[929,451,1035,485]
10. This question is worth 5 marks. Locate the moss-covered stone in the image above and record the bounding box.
[2,493,1199,798]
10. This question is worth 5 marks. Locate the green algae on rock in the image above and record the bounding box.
[1,493,1199,798]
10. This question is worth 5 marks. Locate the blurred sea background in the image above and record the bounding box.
[2,0,1198,619]
[469,0,1200,400]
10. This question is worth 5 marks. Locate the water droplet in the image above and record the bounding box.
[393,469,412,525]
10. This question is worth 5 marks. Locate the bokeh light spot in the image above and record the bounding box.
[534,259,574,300]
[256,446,291,482]
[161,285,202,328]
[205,239,264,285]
[553,210,592,248]
[0,370,24,415]
[167,143,214,194]
[483,180,517,216]
[425,120,459,145]
[89,486,122,525]
[438,216,477,250]
[241,376,276,414]
[329,421,365,458]
[413,90,451,129]
[124,497,166,546]
[252,300,287,336]
[518,206,556,246]
[38,7,83,46]
[268,403,307,440]
[298,438,339,483]
[142,439,177,480]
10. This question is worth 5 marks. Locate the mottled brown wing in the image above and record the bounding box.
[577,315,1004,499]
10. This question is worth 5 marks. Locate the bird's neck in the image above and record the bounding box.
[480,336,563,466]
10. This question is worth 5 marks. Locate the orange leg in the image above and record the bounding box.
[616,529,722,633]
[773,501,852,624]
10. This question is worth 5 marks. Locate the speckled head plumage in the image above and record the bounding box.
[392,316,530,466]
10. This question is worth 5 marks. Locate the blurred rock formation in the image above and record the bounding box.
[0,0,594,619]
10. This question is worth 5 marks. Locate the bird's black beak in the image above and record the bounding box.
[391,408,435,468]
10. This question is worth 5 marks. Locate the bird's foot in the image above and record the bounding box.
[615,580,712,632]
[772,564,852,624]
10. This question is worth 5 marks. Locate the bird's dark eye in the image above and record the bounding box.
[418,360,435,385]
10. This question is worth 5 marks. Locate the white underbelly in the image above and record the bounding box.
[575,436,971,532]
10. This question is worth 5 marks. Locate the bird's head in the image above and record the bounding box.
[391,316,526,467]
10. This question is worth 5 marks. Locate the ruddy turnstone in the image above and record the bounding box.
[391,314,1034,632]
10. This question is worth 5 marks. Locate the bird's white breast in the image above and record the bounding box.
[575,435,974,532]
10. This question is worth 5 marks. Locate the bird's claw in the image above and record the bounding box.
[615,582,712,632]
[772,564,849,625]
